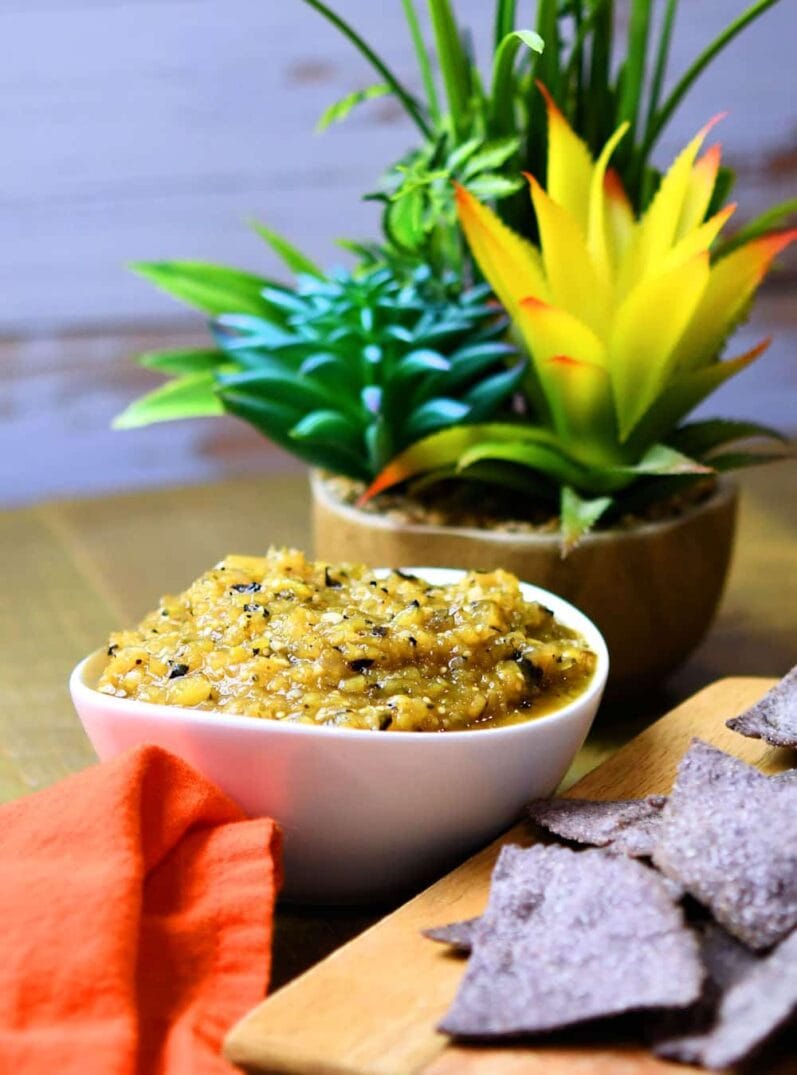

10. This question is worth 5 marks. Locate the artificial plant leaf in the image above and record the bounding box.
[716,198,797,259]
[560,486,614,553]
[361,385,382,415]
[705,164,736,220]
[298,0,430,137]
[129,262,272,317]
[676,144,722,239]
[463,360,526,421]
[213,314,294,351]
[669,419,788,460]
[661,204,736,273]
[456,440,591,491]
[610,252,710,441]
[516,296,607,394]
[386,189,426,251]
[587,121,630,278]
[541,354,618,464]
[461,137,522,179]
[602,169,635,272]
[222,390,370,480]
[627,338,772,451]
[618,444,713,477]
[451,459,554,499]
[404,398,471,441]
[360,422,562,501]
[137,349,227,375]
[365,417,393,473]
[392,349,451,380]
[315,82,391,132]
[623,115,723,287]
[454,183,550,317]
[298,353,350,383]
[704,450,791,473]
[427,0,472,137]
[260,286,313,316]
[289,409,361,451]
[250,221,324,278]
[466,174,524,200]
[536,81,594,234]
[446,137,483,173]
[490,31,544,133]
[528,174,609,336]
[218,368,355,419]
[671,229,797,373]
[113,372,224,429]
[455,181,551,420]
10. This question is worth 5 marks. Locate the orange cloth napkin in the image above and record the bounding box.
[0,745,281,1075]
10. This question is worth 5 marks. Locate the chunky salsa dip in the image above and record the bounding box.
[98,549,596,732]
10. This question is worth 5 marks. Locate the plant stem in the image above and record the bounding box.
[401,0,441,123]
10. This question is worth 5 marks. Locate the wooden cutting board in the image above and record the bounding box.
[224,677,794,1075]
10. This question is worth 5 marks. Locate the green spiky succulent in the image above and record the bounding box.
[115,252,525,481]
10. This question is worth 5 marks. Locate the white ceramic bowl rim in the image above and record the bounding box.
[71,568,609,742]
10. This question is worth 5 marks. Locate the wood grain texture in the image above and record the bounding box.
[223,677,792,1075]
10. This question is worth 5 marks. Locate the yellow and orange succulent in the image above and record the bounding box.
[363,88,794,541]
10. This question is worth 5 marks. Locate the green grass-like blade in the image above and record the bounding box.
[715,198,797,259]
[129,261,273,316]
[250,221,324,278]
[644,0,782,154]
[137,348,227,375]
[668,418,788,458]
[428,0,472,137]
[584,0,614,153]
[617,0,652,144]
[113,372,224,429]
[643,0,678,144]
[299,0,431,136]
[534,0,561,98]
[401,0,440,120]
[493,0,517,50]
[490,30,544,133]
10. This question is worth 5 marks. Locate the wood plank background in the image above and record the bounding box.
[1,1,795,505]
[3,0,795,332]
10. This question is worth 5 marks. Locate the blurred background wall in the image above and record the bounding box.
[1,0,795,504]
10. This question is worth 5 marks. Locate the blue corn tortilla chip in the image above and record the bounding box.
[423,917,479,953]
[439,844,702,1039]
[654,924,797,1070]
[652,740,797,950]
[726,666,797,748]
[526,795,668,858]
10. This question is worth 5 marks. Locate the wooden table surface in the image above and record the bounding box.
[1,461,795,988]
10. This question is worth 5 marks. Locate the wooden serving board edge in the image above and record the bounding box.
[224,677,790,1075]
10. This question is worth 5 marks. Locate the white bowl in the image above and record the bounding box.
[70,568,608,902]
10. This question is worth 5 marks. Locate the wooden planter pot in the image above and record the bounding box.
[312,473,738,696]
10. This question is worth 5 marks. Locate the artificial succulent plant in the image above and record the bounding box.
[116,250,524,481]
[361,93,794,545]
